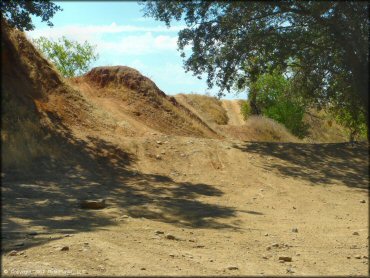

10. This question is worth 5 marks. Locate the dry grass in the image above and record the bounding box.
[175,94,229,125]
[219,115,299,142]
[303,109,349,143]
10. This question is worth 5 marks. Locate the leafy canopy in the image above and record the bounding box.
[1,0,62,31]
[33,36,99,78]
[141,1,369,136]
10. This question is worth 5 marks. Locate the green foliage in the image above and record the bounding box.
[252,71,308,138]
[330,105,367,141]
[142,2,369,139]
[240,101,251,121]
[33,36,99,78]
[1,0,62,31]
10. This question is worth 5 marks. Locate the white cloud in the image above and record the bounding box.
[26,23,180,56]
[26,22,184,40]
[96,32,177,55]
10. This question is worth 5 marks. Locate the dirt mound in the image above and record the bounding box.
[75,66,219,138]
[175,94,229,125]
[1,20,105,170]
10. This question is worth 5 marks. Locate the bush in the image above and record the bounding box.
[240,100,251,120]
[251,70,309,138]
[33,36,98,77]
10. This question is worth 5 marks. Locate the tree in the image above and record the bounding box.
[0,0,62,31]
[141,1,369,138]
[252,70,308,138]
[33,36,99,78]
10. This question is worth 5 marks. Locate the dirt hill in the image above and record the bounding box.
[1,21,368,276]
[71,67,219,138]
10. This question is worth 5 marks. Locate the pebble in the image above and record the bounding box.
[155,155,161,160]
[227,266,239,270]
[141,267,146,270]
[262,255,268,259]
[60,246,69,251]
[360,200,366,203]
[354,255,362,259]
[352,231,359,235]
[156,141,162,145]
[264,233,269,236]
[8,250,18,256]
[279,256,292,262]
[169,254,175,257]
[155,230,164,235]
[292,228,298,233]
[165,234,176,240]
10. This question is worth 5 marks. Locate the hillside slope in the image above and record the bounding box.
[72,67,219,139]
[1,20,368,277]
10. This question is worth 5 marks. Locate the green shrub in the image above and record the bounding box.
[251,70,309,138]
[240,100,252,120]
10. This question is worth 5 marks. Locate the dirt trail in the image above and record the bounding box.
[2,24,369,276]
[2,133,369,276]
[221,100,245,126]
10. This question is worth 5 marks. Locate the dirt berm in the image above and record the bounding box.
[1,20,369,276]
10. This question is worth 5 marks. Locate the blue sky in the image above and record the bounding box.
[26,2,244,99]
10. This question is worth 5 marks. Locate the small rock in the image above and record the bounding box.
[156,141,162,145]
[363,255,368,259]
[169,254,175,257]
[354,255,362,259]
[293,206,296,209]
[79,199,106,210]
[141,267,146,270]
[165,234,176,240]
[28,231,38,236]
[286,268,295,273]
[272,243,279,247]
[291,228,298,233]
[264,233,269,236]
[64,234,73,237]
[60,246,69,251]
[155,230,164,234]
[8,250,18,256]
[180,153,186,157]
[279,256,292,262]
[266,246,272,251]
[227,266,239,270]
[262,255,268,259]
[347,256,351,259]
[360,200,366,203]
[194,245,205,248]
[84,242,89,245]
[353,231,359,235]
[155,155,161,160]
[296,253,301,256]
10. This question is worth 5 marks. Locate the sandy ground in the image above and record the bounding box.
[2,130,369,276]
[221,100,245,126]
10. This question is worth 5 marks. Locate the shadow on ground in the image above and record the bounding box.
[233,141,369,189]
[1,115,236,253]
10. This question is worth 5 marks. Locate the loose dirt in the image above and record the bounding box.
[2,133,368,276]
[1,21,369,276]
[221,100,245,126]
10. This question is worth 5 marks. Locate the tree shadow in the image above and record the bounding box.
[1,113,237,253]
[233,141,369,189]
